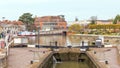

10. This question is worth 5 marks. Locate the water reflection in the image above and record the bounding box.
[29,35,120,47]
[55,61,89,68]
[28,35,67,47]
[28,35,91,47]
[52,53,94,68]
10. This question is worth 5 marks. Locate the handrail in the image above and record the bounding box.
[5,39,14,56]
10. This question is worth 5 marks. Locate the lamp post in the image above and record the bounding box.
[37,26,40,48]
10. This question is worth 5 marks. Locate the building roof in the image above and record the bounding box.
[0,20,24,25]
[35,15,66,22]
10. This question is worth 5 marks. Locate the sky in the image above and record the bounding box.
[0,0,120,21]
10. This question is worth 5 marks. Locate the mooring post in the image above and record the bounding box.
[55,41,57,49]
[82,41,84,47]
[105,60,108,64]
[50,41,53,51]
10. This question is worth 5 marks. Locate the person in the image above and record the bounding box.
[1,32,4,38]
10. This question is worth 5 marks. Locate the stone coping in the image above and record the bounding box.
[30,51,53,68]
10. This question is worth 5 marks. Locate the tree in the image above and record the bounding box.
[90,16,97,25]
[69,24,81,33]
[113,15,120,24]
[27,24,37,31]
[18,13,34,30]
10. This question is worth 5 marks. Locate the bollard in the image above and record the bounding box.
[55,41,58,49]
[43,51,45,54]
[105,61,108,64]
[94,51,96,54]
[30,60,33,64]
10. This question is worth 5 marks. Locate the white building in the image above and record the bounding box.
[0,20,25,35]
[67,20,91,27]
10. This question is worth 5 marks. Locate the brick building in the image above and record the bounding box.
[34,15,67,31]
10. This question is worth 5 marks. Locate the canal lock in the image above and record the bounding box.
[39,52,97,68]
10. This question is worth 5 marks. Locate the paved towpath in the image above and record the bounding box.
[7,48,51,68]
[90,48,120,68]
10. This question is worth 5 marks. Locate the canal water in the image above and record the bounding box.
[50,53,95,68]
[28,35,67,46]
[54,61,89,68]
[28,35,90,47]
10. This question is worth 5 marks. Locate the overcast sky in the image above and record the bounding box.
[0,0,120,21]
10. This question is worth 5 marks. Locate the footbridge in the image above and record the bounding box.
[39,29,68,36]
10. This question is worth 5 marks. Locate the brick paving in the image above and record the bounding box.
[7,48,51,68]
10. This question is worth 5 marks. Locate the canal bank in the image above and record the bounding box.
[88,48,120,68]
[7,48,52,68]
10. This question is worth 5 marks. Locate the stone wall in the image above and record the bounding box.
[38,52,53,68]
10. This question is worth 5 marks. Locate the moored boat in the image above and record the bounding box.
[18,31,36,36]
